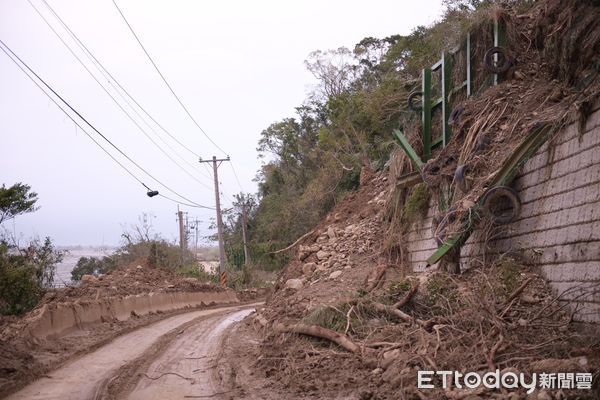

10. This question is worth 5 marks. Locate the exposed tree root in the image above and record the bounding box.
[392,281,419,309]
[364,263,389,292]
[371,301,436,331]
[273,322,361,354]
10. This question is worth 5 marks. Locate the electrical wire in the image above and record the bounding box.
[112,0,228,156]
[27,0,214,190]
[230,162,245,192]
[38,0,209,173]
[0,39,215,210]
[158,194,212,209]
[0,42,149,190]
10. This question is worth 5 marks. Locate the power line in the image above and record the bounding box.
[158,194,213,209]
[27,0,214,190]
[0,41,150,191]
[112,0,228,156]
[230,162,245,192]
[0,38,214,210]
[38,0,210,175]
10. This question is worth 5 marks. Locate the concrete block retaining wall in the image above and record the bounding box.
[405,103,600,322]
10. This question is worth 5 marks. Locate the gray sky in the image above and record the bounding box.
[0,0,443,246]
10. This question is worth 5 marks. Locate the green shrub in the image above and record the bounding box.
[0,263,42,315]
[178,263,219,284]
[71,256,116,281]
[0,238,62,315]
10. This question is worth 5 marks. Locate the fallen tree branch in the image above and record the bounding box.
[372,301,435,331]
[269,230,315,254]
[365,264,389,292]
[393,281,420,309]
[273,322,360,354]
[503,277,534,305]
[486,334,504,370]
[344,305,355,335]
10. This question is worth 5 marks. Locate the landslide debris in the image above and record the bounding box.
[245,1,600,398]
[250,170,599,399]
[44,259,223,304]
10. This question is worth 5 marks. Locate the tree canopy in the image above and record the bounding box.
[0,183,39,224]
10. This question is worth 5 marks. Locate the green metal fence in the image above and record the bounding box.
[393,17,506,172]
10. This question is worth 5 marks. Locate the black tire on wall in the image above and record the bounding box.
[483,46,512,74]
[407,91,423,112]
[481,186,521,224]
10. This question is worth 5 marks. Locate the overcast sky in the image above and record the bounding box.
[0,0,443,246]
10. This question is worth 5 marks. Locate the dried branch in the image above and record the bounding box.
[273,322,360,354]
[392,281,420,309]
[269,230,315,254]
[372,301,435,331]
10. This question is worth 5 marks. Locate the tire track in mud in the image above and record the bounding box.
[120,309,254,400]
[6,304,260,400]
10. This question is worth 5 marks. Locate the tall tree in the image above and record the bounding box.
[0,183,39,224]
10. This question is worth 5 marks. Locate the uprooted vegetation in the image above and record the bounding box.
[256,196,600,398]
[267,262,595,387]
[249,0,600,398]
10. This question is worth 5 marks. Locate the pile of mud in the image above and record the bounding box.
[46,260,223,304]
[267,171,390,317]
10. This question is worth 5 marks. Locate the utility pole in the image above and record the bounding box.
[185,212,190,252]
[194,218,200,255]
[177,206,186,265]
[199,155,230,286]
[241,202,250,266]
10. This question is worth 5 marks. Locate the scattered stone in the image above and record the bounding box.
[327,226,337,239]
[316,235,328,243]
[316,264,328,272]
[329,270,342,279]
[381,349,401,369]
[302,262,317,275]
[254,314,268,327]
[285,279,304,290]
[81,274,98,283]
[316,250,330,261]
[298,245,312,261]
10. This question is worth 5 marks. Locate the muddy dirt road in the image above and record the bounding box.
[7,304,260,400]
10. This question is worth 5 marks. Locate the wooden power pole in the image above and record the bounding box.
[199,155,230,286]
[241,202,250,266]
[177,207,186,264]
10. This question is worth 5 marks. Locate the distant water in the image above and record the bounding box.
[53,246,117,287]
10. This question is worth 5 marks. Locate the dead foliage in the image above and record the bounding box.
[259,260,600,399]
